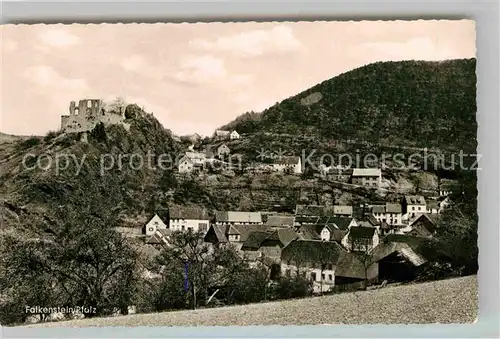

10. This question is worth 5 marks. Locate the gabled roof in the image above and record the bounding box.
[217,144,230,151]
[205,224,228,243]
[146,230,171,245]
[281,239,346,264]
[241,230,274,251]
[169,206,209,220]
[149,210,169,223]
[262,228,298,247]
[371,242,427,266]
[227,225,241,235]
[381,234,426,251]
[157,229,172,237]
[366,215,380,226]
[404,195,426,205]
[333,205,353,215]
[349,226,376,239]
[296,224,320,240]
[352,168,381,177]
[215,130,230,136]
[328,217,355,231]
[372,205,385,214]
[335,252,377,280]
[274,156,300,165]
[386,203,402,213]
[215,211,262,223]
[331,229,347,242]
[229,224,271,242]
[266,215,295,227]
[409,213,438,228]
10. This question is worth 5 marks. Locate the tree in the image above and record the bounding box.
[107,97,127,116]
[155,231,246,309]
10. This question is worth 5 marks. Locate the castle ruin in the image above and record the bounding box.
[60,99,126,133]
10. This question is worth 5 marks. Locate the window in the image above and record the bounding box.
[181,225,185,231]
[311,272,317,281]
[148,227,154,232]
[412,206,415,210]
[321,273,325,280]
[328,274,333,281]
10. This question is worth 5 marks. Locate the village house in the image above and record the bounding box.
[280,239,346,293]
[214,130,230,140]
[144,212,168,236]
[145,229,172,247]
[168,206,210,233]
[350,168,382,188]
[215,211,263,225]
[371,203,403,226]
[406,214,438,238]
[333,205,353,217]
[402,195,427,219]
[230,130,241,140]
[269,156,303,174]
[259,228,299,259]
[204,224,271,250]
[426,200,440,214]
[216,144,230,158]
[334,252,379,288]
[370,240,427,282]
[178,151,207,173]
[342,226,380,252]
[437,196,451,212]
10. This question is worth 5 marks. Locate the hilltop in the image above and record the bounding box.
[222,59,477,152]
[0,108,183,235]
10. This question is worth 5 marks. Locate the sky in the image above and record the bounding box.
[1,20,475,137]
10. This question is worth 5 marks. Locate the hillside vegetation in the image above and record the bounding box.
[222,59,477,151]
[23,275,478,327]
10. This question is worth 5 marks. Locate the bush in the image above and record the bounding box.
[43,130,59,143]
[18,136,40,150]
[275,275,313,300]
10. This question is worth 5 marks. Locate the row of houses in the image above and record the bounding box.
[140,200,444,293]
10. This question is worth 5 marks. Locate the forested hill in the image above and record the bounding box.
[222,59,477,151]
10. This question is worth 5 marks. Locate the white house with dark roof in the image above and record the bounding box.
[281,239,346,293]
[342,226,380,252]
[230,130,240,140]
[178,151,206,173]
[351,168,382,187]
[333,205,353,217]
[168,206,210,233]
[214,130,230,140]
[216,144,230,157]
[269,156,303,174]
[372,203,403,226]
[144,213,168,236]
[402,195,427,219]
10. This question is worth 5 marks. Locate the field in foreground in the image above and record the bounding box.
[23,275,477,327]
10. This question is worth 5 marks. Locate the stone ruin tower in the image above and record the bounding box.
[60,99,125,133]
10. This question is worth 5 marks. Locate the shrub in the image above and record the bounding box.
[18,136,40,150]
[43,130,59,143]
[275,275,313,300]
